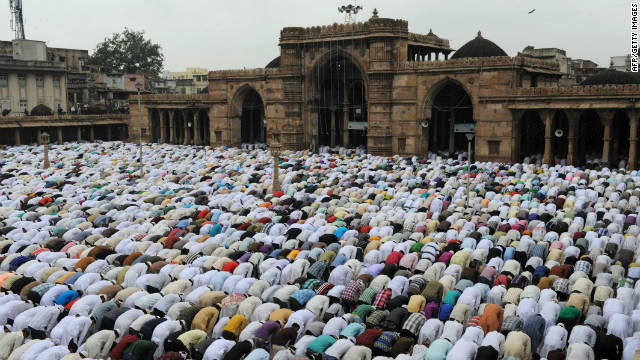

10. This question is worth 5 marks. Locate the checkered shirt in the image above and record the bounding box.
[303,279,322,290]
[341,280,364,301]
[574,260,592,275]
[352,304,375,320]
[500,315,524,332]
[401,312,426,336]
[372,288,392,309]
[359,287,379,305]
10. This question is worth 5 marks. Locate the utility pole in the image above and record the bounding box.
[465,133,475,209]
[41,131,50,169]
[271,131,282,194]
[136,82,144,177]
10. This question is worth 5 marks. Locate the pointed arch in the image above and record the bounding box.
[308,48,368,148]
[230,84,265,144]
[421,77,474,154]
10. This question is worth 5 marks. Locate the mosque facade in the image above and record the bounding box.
[132,13,640,169]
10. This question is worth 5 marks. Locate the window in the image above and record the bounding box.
[489,141,500,155]
[0,74,7,87]
[53,76,60,88]
[19,100,27,111]
[59,56,66,62]
[18,75,26,88]
[36,76,44,88]
[398,137,406,152]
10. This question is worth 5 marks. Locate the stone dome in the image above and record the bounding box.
[265,56,280,68]
[580,69,640,85]
[450,31,508,59]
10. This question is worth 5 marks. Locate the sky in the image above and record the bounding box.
[0,0,630,72]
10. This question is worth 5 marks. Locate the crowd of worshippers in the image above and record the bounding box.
[0,141,640,360]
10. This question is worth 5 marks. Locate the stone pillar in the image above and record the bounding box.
[14,128,20,146]
[566,111,579,166]
[600,110,613,166]
[428,52,432,61]
[160,115,166,143]
[57,127,63,145]
[444,53,449,60]
[543,110,553,165]
[77,127,82,142]
[330,108,336,147]
[433,112,439,149]
[248,109,254,142]
[448,112,455,154]
[169,111,176,144]
[107,126,112,141]
[183,110,189,145]
[629,110,638,170]
[89,126,95,141]
[511,110,520,162]
[37,129,42,145]
[343,86,349,147]
[194,111,201,146]
[435,52,440,60]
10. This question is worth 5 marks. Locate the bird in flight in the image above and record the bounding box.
[528,9,536,14]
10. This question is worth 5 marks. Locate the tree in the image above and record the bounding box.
[89,28,164,76]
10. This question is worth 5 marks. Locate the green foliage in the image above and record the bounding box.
[89,28,164,76]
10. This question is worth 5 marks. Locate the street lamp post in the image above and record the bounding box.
[271,130,282,194]
[135,82,144,177]
[41,132,50,169]
[465,133,475,209]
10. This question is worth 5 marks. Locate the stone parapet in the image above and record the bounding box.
[407,32,451,49]
[280,18,409,42]
[209,68,281,79]
[139,94,210,101]
[397,56,560,71]
[513,84,640,96]
[0,114,128,128]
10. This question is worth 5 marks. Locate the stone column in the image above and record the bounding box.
[600,110,613,166]
[435,52,440,60]
[77,127,82,142]
[433,112,439,149]
[629,109,638,170]
[160,114,166,143]
[37,129,42,145]
[169,111,176,144]
[57,127,63,145]
[183,110,189,145]
[543,110,553,165]
[330,107,336,147]
[343,86,349,147]
[14,128,20,146]
[89,126,95,141]
[511,110,520,162]
[248,110,254,142]
[194,111,201,146]
[107,126,112,141]
[428,52,432,61]
[566,111,579,166]
[448,112,455,154]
